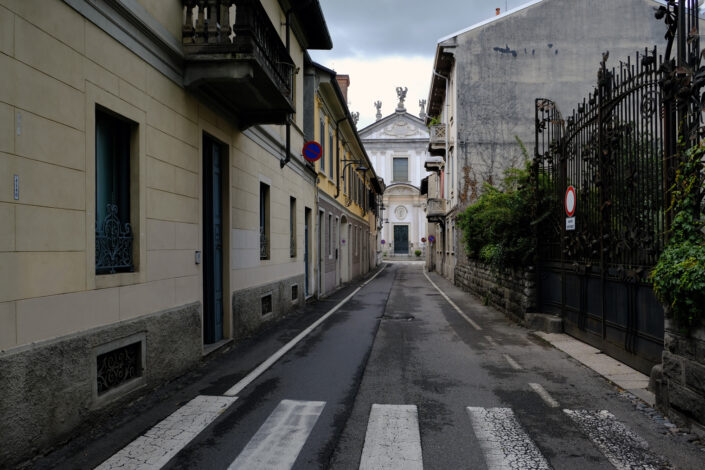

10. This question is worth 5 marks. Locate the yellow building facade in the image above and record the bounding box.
[306,63,382,295]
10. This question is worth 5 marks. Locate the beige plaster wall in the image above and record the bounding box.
[0,0,313,351]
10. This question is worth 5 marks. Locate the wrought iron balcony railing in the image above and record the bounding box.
[426,198,446,224]
[182,0,295,125]
[428,123,447,156]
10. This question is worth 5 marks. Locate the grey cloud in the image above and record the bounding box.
[317,0,525,58]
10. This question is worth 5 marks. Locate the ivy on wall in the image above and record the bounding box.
[651,143,705,331]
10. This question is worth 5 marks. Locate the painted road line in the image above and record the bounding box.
[96,395,237,470]
[503,354,522,370]
[467,407,551,470]
[359,404,424,470]
[423,271,482,331]
[225,266,387,397]
[229,400,325,470]
[529,383,560,408]
[564,409,667,470]
[484,335,498,347]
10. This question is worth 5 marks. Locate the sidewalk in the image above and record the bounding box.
[534,332,655,406]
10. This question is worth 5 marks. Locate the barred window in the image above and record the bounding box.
[95,109,134,275]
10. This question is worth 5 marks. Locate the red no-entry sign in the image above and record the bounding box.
[302,141,322,162]
[565,186,576,217]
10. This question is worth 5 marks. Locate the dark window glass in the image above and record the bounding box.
[95,109,133,274]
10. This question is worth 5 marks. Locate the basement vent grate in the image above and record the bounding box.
[261,294,273,316]
[291,284,298,301]
[96,341,142,395]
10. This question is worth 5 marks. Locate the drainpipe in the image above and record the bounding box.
[280,10,293,168]
[334,117,347,198]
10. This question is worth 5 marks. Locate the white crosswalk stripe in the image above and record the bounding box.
[229,399,325,470]
[95,393,673,470]
[564,409,668,470]
[467,407,551,470]
[95,395,237,470]
[359,404,424,470]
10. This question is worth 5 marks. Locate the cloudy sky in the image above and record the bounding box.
[309,0,530,128]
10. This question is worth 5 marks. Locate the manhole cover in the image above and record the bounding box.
[381,315,415,321]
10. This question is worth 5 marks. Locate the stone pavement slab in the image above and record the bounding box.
[535,332,655,406]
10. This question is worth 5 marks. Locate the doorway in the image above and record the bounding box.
[394,225,409,255]
[305,208,311,297]
[203,134,225,344]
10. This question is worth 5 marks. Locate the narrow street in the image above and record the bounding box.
[33,262,704,470]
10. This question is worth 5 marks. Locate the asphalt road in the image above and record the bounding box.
[31,262,705,469]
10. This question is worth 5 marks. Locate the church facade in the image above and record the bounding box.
[358,92,431,259]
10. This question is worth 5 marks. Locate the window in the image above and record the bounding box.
[329,130,334,178]
[320,118,326,172]
[393,157,408,182]
[260,182,270,260]
[328,213,332,257]
[261,293,272,315]
[290,197,296,258]
[95,108,134,275]
[334,216,339,259]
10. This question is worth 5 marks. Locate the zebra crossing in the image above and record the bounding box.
[95,393,671,470]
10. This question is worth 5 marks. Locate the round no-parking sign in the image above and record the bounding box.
[302,141,322,162]
[565,186,576,217]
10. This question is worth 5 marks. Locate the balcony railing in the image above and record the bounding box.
[182,0,295,125]
[426,198,446,224]
[428,123,447,156]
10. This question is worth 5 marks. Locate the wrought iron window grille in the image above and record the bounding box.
[260,226,269,259]
[96,341,142,395]
[96,204,134,274]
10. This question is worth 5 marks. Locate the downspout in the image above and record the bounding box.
[334,117,347,198]
[280,10,293,168]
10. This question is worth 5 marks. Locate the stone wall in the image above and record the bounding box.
[454,260,536,322]
[0,302,201,467]
[652,321,705,435]
[232,274,305,338]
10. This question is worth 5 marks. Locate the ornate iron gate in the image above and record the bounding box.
[534,0,703,374]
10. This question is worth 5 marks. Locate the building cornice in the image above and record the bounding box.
[64,0,184,85]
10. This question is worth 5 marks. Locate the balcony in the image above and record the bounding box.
[428,123,447,156]
[182,0,295,126]
[424,156,444,173]
[426,198,446,224]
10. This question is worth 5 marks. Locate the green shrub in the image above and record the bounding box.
[457,156,539,268]
[651,143,705,330]
[414,249,422,257]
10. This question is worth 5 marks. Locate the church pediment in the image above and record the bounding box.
[360,112,429,141]
[385,183,420,196]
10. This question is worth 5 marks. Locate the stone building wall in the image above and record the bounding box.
[454,260,536,322]
[653,322,705,435]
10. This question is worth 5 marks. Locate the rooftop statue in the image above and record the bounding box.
[374,100,382,121]
[396,87,408,111]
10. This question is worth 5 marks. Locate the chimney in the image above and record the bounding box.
[496,8,500,15]
[336,75,350,103]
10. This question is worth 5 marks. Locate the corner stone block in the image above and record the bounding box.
[662,351,684,383]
